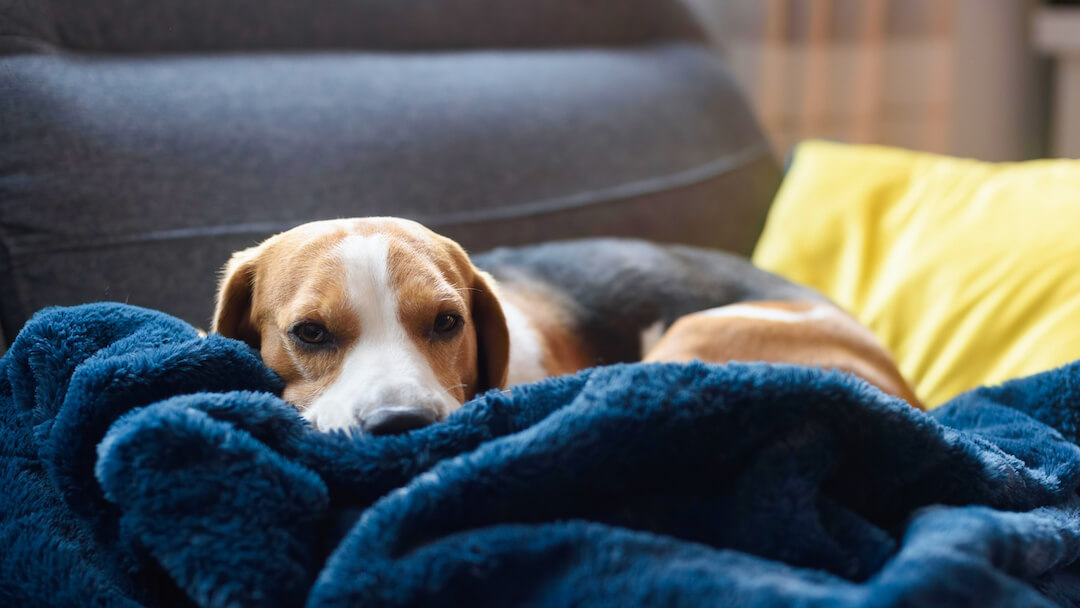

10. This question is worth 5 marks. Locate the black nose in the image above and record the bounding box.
[360,406,438,436]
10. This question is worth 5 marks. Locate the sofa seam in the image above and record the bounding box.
[4,139,774,257]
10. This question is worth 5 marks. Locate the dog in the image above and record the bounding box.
[212,217,921,434]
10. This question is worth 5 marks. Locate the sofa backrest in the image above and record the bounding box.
[0,0,706,52]
[0,0,780,349]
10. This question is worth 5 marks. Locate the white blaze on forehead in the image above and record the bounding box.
[698,304,839,324]
[302,233,458,432]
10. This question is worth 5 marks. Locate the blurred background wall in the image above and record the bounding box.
[686,0,1066,162]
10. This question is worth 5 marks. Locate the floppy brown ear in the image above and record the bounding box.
[212,246,262,349]
[470,269,510,394]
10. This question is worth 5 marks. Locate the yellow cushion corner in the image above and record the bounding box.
[752,140,1080,407]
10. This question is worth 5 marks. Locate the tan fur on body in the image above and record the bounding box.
[494,287,592,377]
[644,301,923,409]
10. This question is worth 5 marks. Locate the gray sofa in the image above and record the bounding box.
[0,0,780,350]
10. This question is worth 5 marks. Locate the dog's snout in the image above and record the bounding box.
[360,406,438,436]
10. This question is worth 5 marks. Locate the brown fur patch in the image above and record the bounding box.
[496,286,593,376]
[386,230,478,404]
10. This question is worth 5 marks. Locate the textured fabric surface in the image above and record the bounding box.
[753,140,1080,407]
[0,0,704,53]
[4,303,1080,606]
[0,38,778,345]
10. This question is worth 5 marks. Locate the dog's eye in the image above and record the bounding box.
[433,313,463,336]
[292,322,330,345]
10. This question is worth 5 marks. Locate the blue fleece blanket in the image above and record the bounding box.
[4,304,1080,607]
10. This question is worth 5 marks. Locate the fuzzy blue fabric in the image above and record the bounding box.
[4,303,1080,607]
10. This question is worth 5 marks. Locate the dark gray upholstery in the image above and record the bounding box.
[0,0,705,52]
[0,0,781,348]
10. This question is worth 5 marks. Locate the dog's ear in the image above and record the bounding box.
[212,246,262,349]
[470,269,510,395]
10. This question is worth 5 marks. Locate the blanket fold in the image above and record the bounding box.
[4,303,1080,607]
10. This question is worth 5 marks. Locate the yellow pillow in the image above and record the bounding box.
[752,140,1080,407]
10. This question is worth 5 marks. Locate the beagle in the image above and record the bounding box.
[213,217,921,434]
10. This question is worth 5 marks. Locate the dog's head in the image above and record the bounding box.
[213,218,509,434]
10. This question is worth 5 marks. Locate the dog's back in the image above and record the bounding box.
[473,238,830,366]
